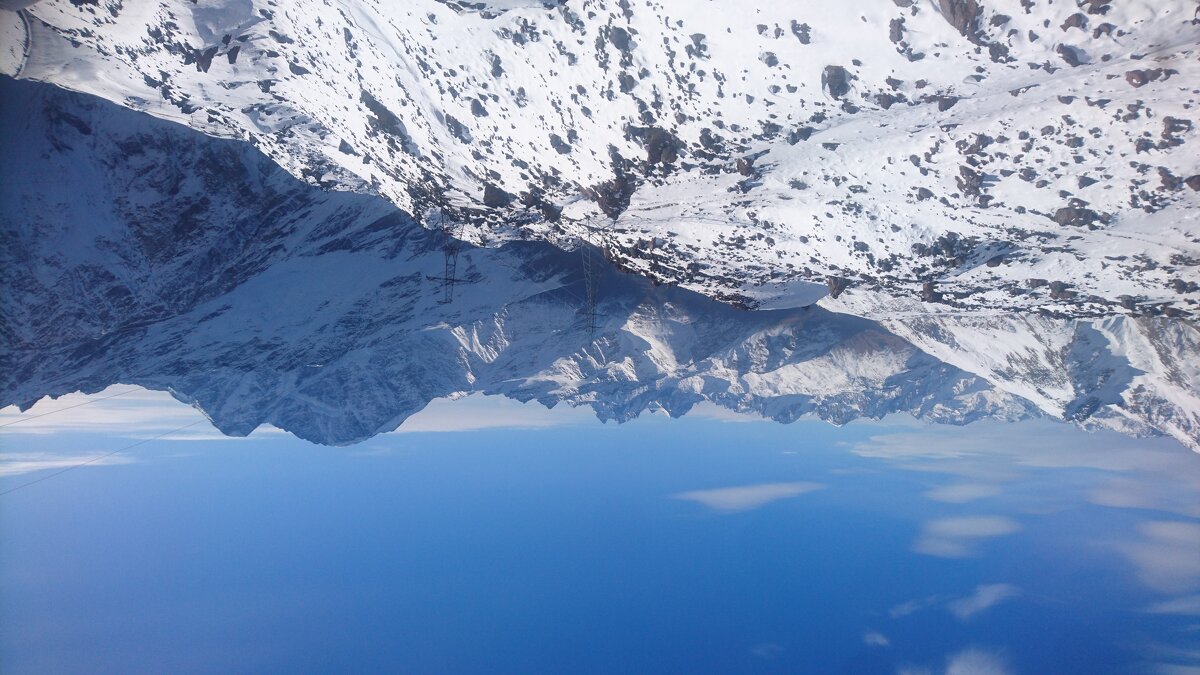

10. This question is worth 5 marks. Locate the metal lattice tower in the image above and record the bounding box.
[426,214,469,304]
[580,237,599,333]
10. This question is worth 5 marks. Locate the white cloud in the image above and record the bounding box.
[853,420,1200,518]
[673,482,824,513]
[913,516,1021,558]
[944,648,1011,675]
[889,584,1018,622]
[863,631,890,647]
[1119,521,1200,595]
[853,420,1191,473]
[1135,643,1200,675]
[1090,477,1200,519]
[925,483,1002,504]
[0,451,135,477]
[1146,666,1200,675]
[947,584,1020,620]
[899,648,1011,675]
[889,595,944,619]
[750,643,783,659]
[1146,595,1200,616]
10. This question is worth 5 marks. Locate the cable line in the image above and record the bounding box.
[0,387,143,428]
[0,419,204,497]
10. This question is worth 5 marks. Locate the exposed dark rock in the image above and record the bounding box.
[822,66,851,99]
[194,46,219,73]
[520,189,562,222]
[1159,167,1182,191]
[1048,280,1076,300]
[443,114,472,143]
[1061,13,1087,31]
[609,26,632,51]
[627,125,682,165]
[1160,117,1193,149]
[1056,44,1085,67]
[1080,0,1112,15]
[1171,279,1200,294]
[1052,207,1101,228]
[482,183,513,207]
[937,0,983,42]
[585,149,638,218]
[876,93,902,109]
[361,91,410,142]
[1125,68,1163,88]
[957,166,984,198]
[549,133,571,154]
[790,21,812,44]
[787,127,814,144]
[826,276,851,299]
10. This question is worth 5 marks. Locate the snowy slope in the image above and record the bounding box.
[7,0,1199,315]
[3,78,1197,449]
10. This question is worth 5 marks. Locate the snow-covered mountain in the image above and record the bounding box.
[4,0,1198,315]
[3,77,1196,450]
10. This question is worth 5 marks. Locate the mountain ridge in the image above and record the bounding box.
[2,77,1196,449]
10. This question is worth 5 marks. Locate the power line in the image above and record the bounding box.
[0,387,143,428]
[0,419,204,497]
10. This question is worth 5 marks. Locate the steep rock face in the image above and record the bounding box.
[0,77,402,354]
[3,78,1197,450]
[6,0,1198,314]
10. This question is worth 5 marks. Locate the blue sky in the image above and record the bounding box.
[2,388,1199,674]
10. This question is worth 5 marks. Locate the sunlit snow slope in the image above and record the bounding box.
[5,0,1199,314]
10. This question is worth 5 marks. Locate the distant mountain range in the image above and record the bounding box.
[3,77,1196,450]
